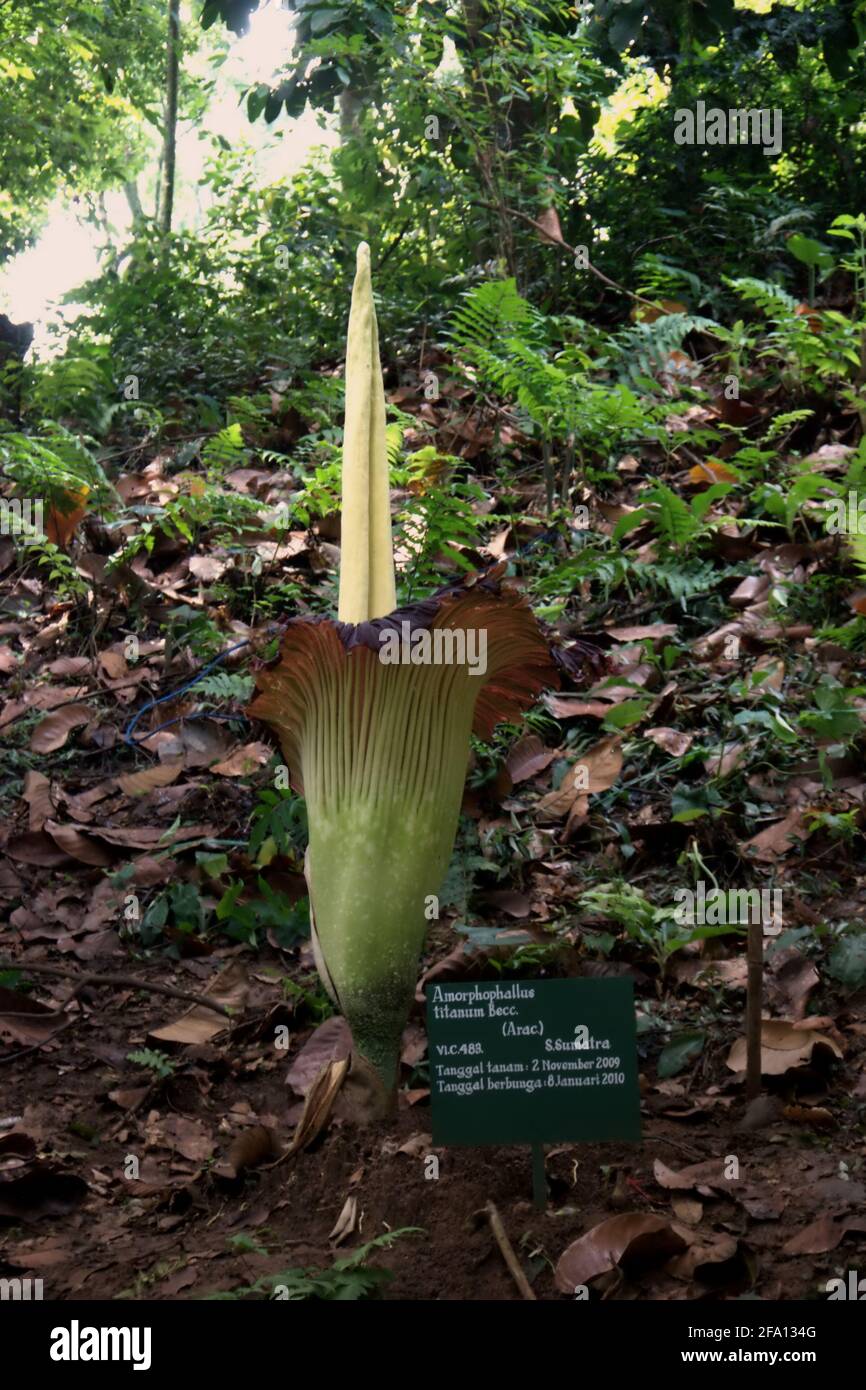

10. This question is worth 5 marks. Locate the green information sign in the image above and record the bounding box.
[427,978,641,1146]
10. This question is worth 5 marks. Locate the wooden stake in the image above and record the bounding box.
[484,1201,537,1301]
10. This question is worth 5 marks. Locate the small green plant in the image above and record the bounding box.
[0,422,113,509]
[580,883,741,982]
[162,606,227,663]
[139,882,207,951]
[248,785,308,863]
[207,1228,422,1301]
[393,477,488,601]
[127,1048,176,1080]
[196,670,255,707]
[216,878,310,948]
[282,973,334,1023]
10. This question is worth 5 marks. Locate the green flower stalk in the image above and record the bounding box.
[249,243,599,1119]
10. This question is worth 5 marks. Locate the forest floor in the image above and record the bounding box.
[1,326,866,1300]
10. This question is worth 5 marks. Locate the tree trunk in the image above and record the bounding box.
[159,0,180,234]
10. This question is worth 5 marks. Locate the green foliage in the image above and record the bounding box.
[282,974,334,1023]
[394,477,487,600]
[207,1228,422,1301]
[0,424,112,512]
[0,0,166,259]
[216,878,310,948]
[248,786,308,862]
[195,671,255,708]
[127,1048,176,1080]
[580,883,742,978]
[139,881,207,950]
[826,929,866,989]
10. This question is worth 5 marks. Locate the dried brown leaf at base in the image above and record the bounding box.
[286,1016,352,1096]
[653,1158,732,1193]
[645,727,693,757]
[157,1114,214,1164]
[726,1020,843,1077]
[671,1198,703,1226]
[226,1125,277,1176]
[329,1194,359,1244]
[4,831,74,867]
[665,1234,746,1285]
[606,624,679,642]
[554,1213,687,1292]
[286,1057,349,1156]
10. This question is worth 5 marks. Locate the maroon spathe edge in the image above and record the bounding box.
[254,563,608,687]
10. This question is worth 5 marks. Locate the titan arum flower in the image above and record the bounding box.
[249,243,601,1119]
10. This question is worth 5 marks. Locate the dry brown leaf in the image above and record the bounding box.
[645,727,693,757]
[480,889,532,918]
[535,205,564,245]
[653,1158,731,1192]
[544,696,610,720]
[159,1114,214,1164]
[21,771,55,830]
[4,831,73,867]
[783,1215,850,1256]
[29,703,93,753]
[148,961,249,1045]
[536,736,622,821]
[116,760,184,797]
[671,1198,703,1226]
[666,1234,741,1281]
[46,655,91,678]
[44,486,89,548]
[740,808,812,862]
[505,734,557,785]
[554,1213,687,1291]
[606,624,679,642]
[188,554,229,582]
[43,820,113,868]
[726,1020,843,1076]
[226,1125,277,1175]
[702,742,746,778]
[98,649,128,680]
[287,1057,349,1156]
[286,1016,352,1096]
[0,986,59,1046]
[329,1195,359,1244]
[210,742,272,777]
